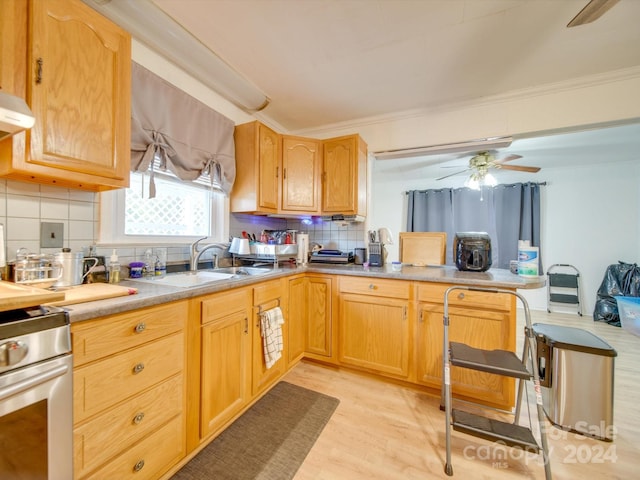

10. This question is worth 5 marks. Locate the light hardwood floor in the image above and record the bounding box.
[284,309,640,479]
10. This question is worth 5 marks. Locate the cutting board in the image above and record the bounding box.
[46,283,138,306]
[0,280,66,312]
[399,232,447,266]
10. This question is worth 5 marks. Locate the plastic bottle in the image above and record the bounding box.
[143,249,155,278]
[108,249,121,284]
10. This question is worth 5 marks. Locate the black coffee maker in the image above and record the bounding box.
[454,232,492,272]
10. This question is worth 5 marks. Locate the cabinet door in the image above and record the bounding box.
[27,0,130,188]
[322,134,367,215]
[252,280,286,395]
[287,276,307,365]
[201,310,251,438]
[307,276,332,358]
[338,293,410,378]
[416,302,515,409]
[258,123,281,211]
[281,136,321,213]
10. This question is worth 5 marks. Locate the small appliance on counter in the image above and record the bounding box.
[353,247,367,265]
[309,249,354,264]
[454,232,492,272]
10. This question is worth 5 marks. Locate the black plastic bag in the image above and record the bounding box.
[594,261,640,327]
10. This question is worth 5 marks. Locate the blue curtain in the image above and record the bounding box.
[406,182,543,270]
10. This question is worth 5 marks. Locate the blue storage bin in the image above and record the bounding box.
[616,296,640,337]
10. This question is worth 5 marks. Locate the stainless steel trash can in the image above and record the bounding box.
[533,323,617,441]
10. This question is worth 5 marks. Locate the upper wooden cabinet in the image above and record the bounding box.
[322,134,367,216]
[0,0,131,191]
[281,135,322,214]
[232,122,367,217]
[232,121,281,214]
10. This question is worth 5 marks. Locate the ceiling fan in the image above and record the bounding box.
[436,151,541,182]
[567,0,620,27]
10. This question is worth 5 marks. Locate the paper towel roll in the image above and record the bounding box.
[297,233,309,265]
[518,246,539,277]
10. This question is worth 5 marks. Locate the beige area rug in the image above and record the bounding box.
[171,381,339,480]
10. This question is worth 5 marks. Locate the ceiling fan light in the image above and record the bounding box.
[484,173,498,187]
[464,177,480,190]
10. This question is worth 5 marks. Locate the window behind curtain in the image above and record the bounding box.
[406,182,543,270]
[125,172,212,236]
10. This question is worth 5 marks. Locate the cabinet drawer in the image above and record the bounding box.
[202,288,250,324]
[339,276,410,299]
[253,279,283,306]
[82,414,184,480]
[74,375,182,477]
[72,301,187,365]
[417,283,513,311]
[74,333,184,422]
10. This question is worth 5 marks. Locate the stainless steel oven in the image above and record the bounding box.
[0,305,72,480]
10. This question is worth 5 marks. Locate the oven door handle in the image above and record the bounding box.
[0,364,69,402]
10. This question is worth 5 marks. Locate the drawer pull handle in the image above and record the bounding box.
[133,412,145,424]
[458,292,465,300]
[133,459,145,472]
[133,363,145,375]
[36,57,43,84]
[369,284,375,290]
[134,322,146,333]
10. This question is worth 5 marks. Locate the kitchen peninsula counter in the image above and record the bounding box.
[63,264,543,322]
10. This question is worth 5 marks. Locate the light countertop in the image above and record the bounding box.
[63,264,544,323]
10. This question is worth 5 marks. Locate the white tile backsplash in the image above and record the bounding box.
[41,198,69,219]
[69,200,95,221]
[0,179,99,261]
[7,194,40,218]
[0,179,367,269]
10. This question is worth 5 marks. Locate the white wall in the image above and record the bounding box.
[368,158,640,314]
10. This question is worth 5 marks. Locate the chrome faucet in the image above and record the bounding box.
[190,237,230,271]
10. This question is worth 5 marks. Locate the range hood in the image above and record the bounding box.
[321,214,365,223]
[0,91,35,141]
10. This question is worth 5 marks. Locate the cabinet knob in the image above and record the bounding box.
[133,362,145,375]
[458,292,465,300]
[134,322,146,333]
[132,412,145,425]
[133,460,145,472]
[369,284,375,290]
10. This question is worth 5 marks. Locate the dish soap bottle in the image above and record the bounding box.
[108,249,121,284]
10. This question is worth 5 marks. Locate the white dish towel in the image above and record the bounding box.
[260,306,285,369]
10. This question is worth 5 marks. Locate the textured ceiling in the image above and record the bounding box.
[148,0,640,176]
[152,0,640,132]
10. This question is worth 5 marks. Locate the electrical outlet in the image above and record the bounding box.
[41,222,64,248]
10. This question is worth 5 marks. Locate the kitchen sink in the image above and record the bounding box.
[212,266,273,276]
[128,270,236,288]
[127,266,273,288]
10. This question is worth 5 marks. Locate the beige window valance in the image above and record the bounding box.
[130,62,235,197]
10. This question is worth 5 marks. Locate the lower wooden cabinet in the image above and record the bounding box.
[415,284,516,409]
[200,288,251,439]
[252,279,287,395]
[71,301,187,480]
[338,277,412,379]
[287,275,307,364]
[339,293,410,378]
[288,274,335,364]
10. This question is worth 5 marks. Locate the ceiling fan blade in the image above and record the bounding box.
[493,154,523,165]
[436,168,470,181]
[499,165,541,173]
[567,0,620,27]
